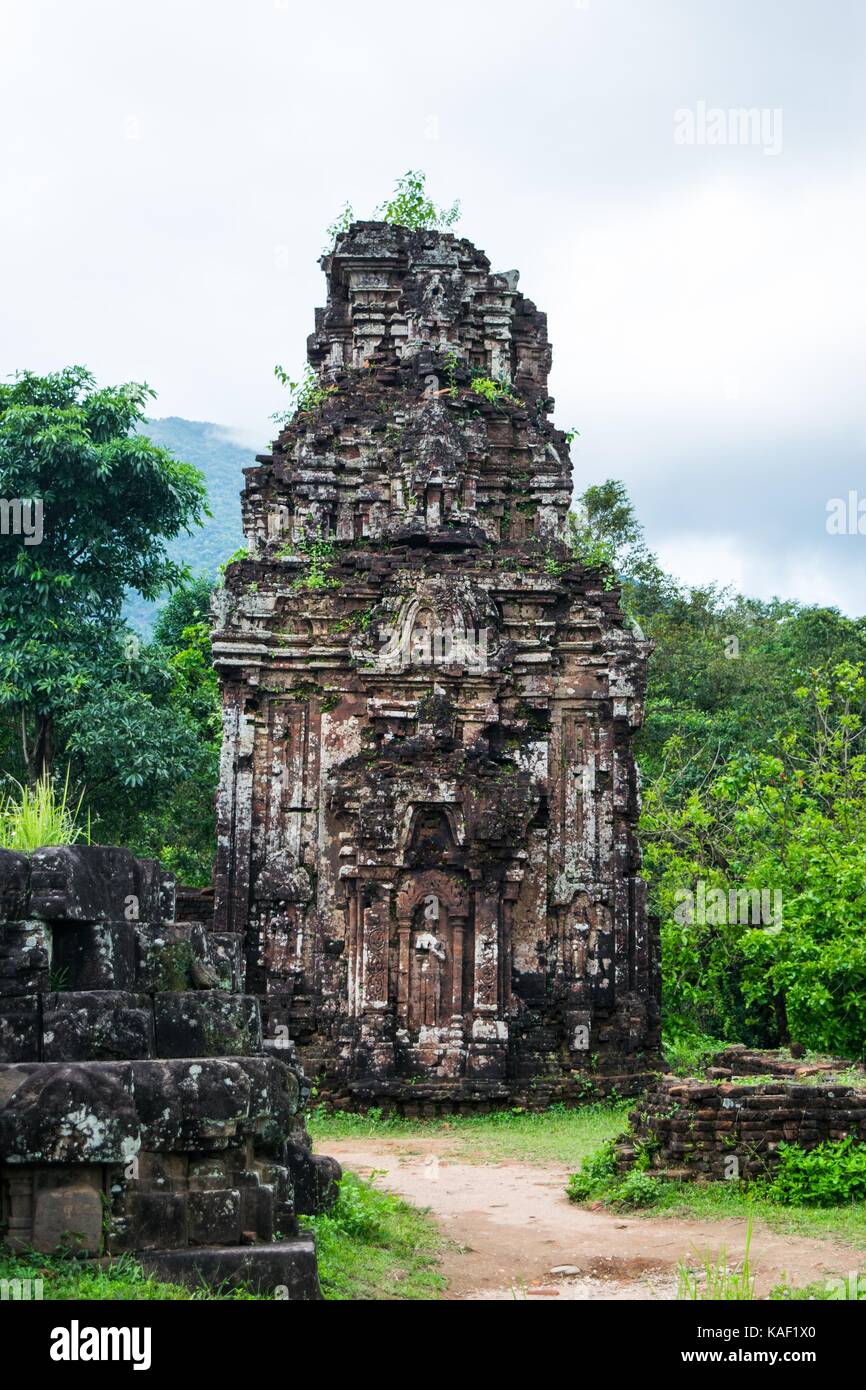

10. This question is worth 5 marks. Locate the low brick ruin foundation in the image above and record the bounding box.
[212,221,661,1110]
[0,844,339,1296]
[616,1048,866,1181]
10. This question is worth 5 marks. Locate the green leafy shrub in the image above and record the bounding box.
[567,1146,665,1209]
[272,364,337,426]
[469,375,522,406]
[376,170,460,231]
[566,1138,618,1201]
[766,1139,866,1207]
[609,1170,666,1209]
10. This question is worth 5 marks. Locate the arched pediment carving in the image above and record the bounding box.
[352,575,501,673]
[395,870,468,922]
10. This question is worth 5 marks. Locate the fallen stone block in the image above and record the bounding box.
[139,1235,322,1298]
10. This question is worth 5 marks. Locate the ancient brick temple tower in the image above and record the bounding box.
[212,221,660,1109]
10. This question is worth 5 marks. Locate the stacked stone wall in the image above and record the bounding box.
[616,1049,866,1181]
[0,844,338,1296]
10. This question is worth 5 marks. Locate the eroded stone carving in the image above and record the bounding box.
[0,845,338,1295]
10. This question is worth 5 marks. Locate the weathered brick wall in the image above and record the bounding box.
[616,1053,866,1180]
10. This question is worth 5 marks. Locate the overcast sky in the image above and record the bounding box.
[2,0,865,610]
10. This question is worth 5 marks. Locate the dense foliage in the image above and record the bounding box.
[572,479,866,1058]
[0,372,217,883]
[0,368,208,782]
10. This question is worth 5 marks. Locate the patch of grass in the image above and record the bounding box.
[0,1249,263,1300]
[661,1027,728,1076]
[771,1273,866,1300]
[308,1100,632,1167]
[677,1213,756,1300]
[300,1170,445,1301]
[567,1163,866,1248]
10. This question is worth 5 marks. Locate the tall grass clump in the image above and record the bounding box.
[0,770,88,850]
[677,1215,756,1300]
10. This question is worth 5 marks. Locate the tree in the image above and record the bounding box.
[110,580,221,884]
[0,367,208,780]
[29,579,223,884]
[643,662,866,1056]
[568,479,673,612]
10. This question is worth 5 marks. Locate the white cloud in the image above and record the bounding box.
[0,0,864,613]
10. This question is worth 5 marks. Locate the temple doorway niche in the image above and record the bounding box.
[406,803,461,868]
[395,871,470,1033]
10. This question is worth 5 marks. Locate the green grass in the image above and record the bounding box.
[567,1148,866,1249]
[0,1249,263,1300]
[661,1028,728,1076]
[677,1213,756,1300]
[300,1170,445,1300]
[308,1100,633,1167]
[649,1182,866,1247]
[1,1171,445,1303]
[0,769,88,850]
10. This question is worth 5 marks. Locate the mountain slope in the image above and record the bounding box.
[125,416,251,630]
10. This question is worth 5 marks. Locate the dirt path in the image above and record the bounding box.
[325,1138,864,1300]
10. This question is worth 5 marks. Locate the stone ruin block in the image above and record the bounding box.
[0,850,28,922]
[41,991,155,1062]
[153,992,262,1058]
[0,845,339,1297]
[211,219,662,1109]
[0,920,51,998]
[0,995,40,1063]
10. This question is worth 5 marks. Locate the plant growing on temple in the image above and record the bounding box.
[323,200,353,253]
[272,364,337,427]
[376,170,460,231]
[282,529,339,592]
[0,366,208,783]
[469,376,523,407]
